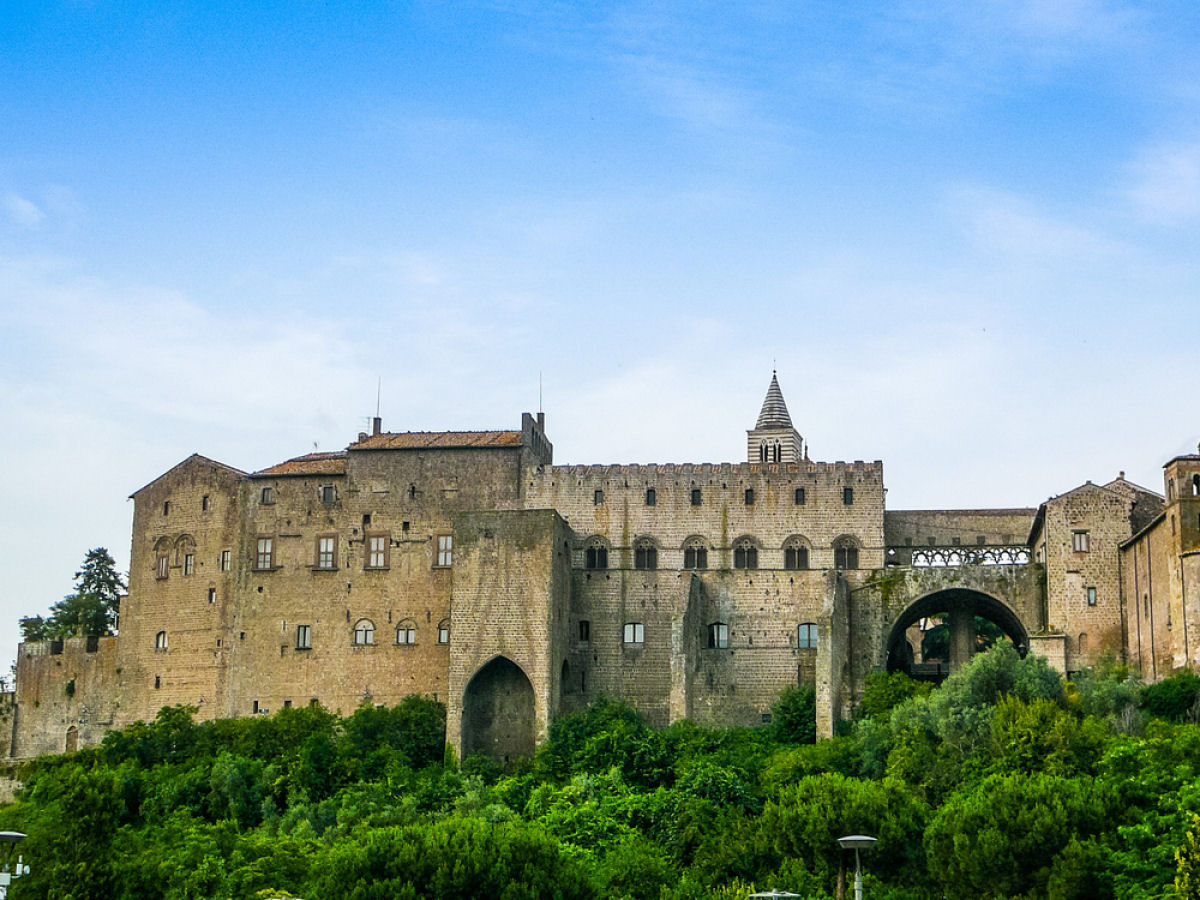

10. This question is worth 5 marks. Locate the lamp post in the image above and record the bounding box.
[836,834,877,900]
[748,891,800,898]
[0,831,30,899]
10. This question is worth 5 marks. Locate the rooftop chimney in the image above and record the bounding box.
[372,417,382,436]
[537,411,545,430]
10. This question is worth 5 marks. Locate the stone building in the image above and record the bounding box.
[10,374,1200,760]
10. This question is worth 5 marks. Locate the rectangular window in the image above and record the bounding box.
[396,625,416,645]
[794,487,806,505]
[201,494,210,511]
[437,622,450,644]
[219,549,231,572]
[255,537,274,570]
[261,486,274,505]
[797,623,818,650]
[579,620,590,642]
[316,536,336,569]
[708,622,729,649]
[623,622,644,645]
[156,553,169,579]
[1072,531,1090,553]
[366,534,389,569]
[594,489,604,505]
[155,630,168,650]
[1086,587,1097,607]
[691,488,702,506]
[744,487,755,505]
[320,484,336,504]
[163,501,170,515]
[207,588,216,604]
[645,487,656,506]
[436,534,453,567]
[843,487,854,505]
[183,553,195,576]
[296,624,312,650]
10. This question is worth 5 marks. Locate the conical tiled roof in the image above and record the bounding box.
[755,371,793,429]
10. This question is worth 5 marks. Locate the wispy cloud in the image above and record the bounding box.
[4,193,45,228]
[948,185,1127,259]
[1126,139,1200,224]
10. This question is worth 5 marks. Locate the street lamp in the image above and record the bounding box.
[748,891,800,898]
[837,834,877,900]
[0,831,30,900]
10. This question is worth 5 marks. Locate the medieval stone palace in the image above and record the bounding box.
[11,374,1200,760]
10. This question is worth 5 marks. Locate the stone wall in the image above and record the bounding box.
[13,637,119,758]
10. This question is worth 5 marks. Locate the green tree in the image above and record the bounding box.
[772,686,816,745]
[22,548,127,641]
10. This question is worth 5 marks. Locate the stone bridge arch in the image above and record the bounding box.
[885,587,1030,675]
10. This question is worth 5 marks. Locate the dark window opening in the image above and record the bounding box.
[585,544,608,570]
[634,542,658,570]
[708,622,729,649]
[843,487,854,505]
[154,675,161,689]
[785,545,809,570]
[207,588,216,603]
[578,620,590,642]
[594,489,604,505]
[684,545,708,569]
[162,501,170,515]
[691,488,702,506]
[734,542,758,570]
[261,486,274,505]
[201,495,209,511]
[645,488,656,506]
[834,545,859,570]
[744,488,755,506]
[320,484,336,504]
[794,487,805,505]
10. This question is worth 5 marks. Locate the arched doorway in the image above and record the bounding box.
[461,656,535,763]
[65,725,79,753]
[885,588,1029,680]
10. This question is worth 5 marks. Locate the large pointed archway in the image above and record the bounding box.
[461,656,536,763]
[886,588,1030,679]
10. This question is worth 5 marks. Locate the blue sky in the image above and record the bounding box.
[2,1,1199,663]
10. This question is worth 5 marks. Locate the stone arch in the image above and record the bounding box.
[832,534,861,570]
[461,655,536,763]
[884,588,1029,676]
[732,534,759,570]
[783,534,811,570]
[173,533,196,564]
[65,725,78,753]
[682,534,709,570]
[582,535,609,570]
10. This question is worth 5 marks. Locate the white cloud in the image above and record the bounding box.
[1126,139,1200,224]
[948,186,1127,259]
[4,193,45,228]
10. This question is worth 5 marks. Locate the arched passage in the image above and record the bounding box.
[461,656,535,763]
[886,588,1029,678]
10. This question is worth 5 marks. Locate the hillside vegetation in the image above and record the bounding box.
[4,646,1200,900]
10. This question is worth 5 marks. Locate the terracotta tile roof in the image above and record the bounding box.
[349,431,523,450]
[254,452,347,477]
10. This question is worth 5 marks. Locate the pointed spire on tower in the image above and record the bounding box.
[755,370,793,430]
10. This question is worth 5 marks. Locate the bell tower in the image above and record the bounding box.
[746,371,806,464]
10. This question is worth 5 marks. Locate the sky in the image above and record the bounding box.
[2,0,1199,665]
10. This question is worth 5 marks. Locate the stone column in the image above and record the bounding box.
[948,607,974,672]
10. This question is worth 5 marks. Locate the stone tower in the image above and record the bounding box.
[746,371,806,464]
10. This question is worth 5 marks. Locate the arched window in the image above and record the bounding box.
[154,537,171,580]
[634,538,658,570]
[797,623,818,650]
[437,618,450,644]
[154,630,167,651]
[585,538,608,570]
[683,537,708,570]
[353,619,375,646]
[784,537,810,571]
[561,659,572,697]
[1078,633,1089,655]
[773,441,781,463]
[395,619,417,645]
[833,537,859,570]
[734,538,758,570]
[759,442,767,462]
[707,622,729,649]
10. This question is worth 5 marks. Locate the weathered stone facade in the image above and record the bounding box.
[10,375,1199,759]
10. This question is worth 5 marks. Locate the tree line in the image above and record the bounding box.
[3,645,1200,898]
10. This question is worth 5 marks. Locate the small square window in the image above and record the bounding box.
[579,620,590,642]
[436,535,453,567]
[1073,531,1090,553]
[708,622,729,649]
[623,622,644,645]
[320,484,337,504]
[296,624,312,650]
[691,488,702,506]
[843,487,854,505]
[261,486,275,505]
[794,487,805,505]
[283,700,293,708]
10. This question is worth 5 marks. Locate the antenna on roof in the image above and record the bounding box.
[539,371,543,414]
[376,376,381,419]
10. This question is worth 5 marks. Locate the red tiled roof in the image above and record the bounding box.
[254,452,347,477]
[349,431,522,450]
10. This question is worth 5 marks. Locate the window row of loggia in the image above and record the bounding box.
[585,537,860,571]
[151,620,820,653]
